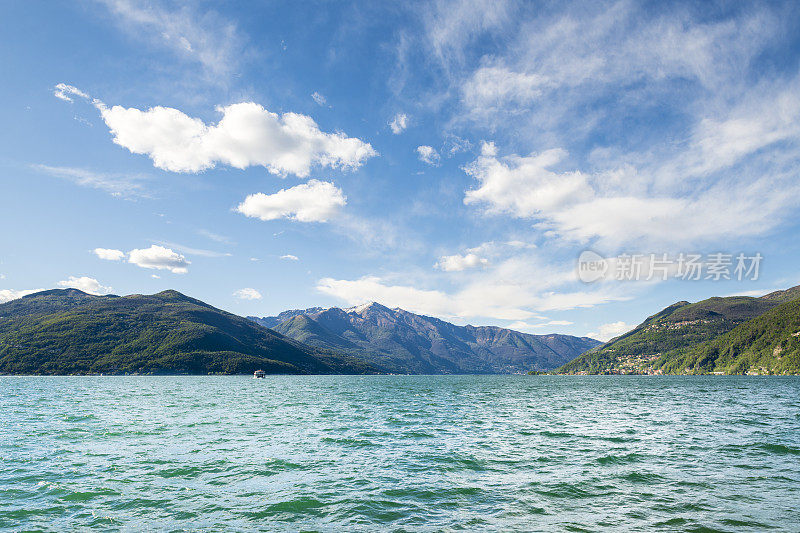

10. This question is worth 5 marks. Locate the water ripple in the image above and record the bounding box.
[0,375,798,531]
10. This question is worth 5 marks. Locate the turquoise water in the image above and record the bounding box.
[1,376,799,531]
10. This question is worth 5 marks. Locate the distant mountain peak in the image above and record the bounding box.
[260,302,601,374]
[345,301,389,314]
[23,288,91,299]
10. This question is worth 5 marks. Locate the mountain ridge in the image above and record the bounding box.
[558,284,800,375]
[0,289,377,375]
[252,302,600,374]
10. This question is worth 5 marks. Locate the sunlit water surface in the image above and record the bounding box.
[1,375,798,531]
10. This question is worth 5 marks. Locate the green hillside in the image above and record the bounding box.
[0,289,376,375]
[558,285,800,375]
[657,298,800,374]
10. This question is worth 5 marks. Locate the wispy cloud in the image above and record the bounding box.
[32,164,151,199]
[96,0,246,78]
[155,241,232,258]
[196,229,234,245]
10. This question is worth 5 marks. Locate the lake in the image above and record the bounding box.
[1,375,798,531]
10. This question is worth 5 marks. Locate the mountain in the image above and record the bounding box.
[559,285,800,375]
[0,289,377,375]
[249,308,325,329]
[657,297,800,374]
[253,302,601,374]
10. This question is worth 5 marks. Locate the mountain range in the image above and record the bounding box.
[0,289,598,375]
[5,283,797,376]
[559,285,800,375]
[249,303,600,374]
[0,289,376,375]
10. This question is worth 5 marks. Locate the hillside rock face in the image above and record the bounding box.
[254,302,600,374]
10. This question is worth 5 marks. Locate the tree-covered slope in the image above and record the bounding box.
[0,289,376,375]
[559,285,800,374]
[656,297,800,374]
[268,303,600,373]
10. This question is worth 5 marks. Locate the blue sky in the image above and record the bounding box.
[2,0,800,340]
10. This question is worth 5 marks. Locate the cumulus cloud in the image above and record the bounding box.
[94,248,125,261]
[0,289,42,304]
[128,245,190,274]
[233,287,262,300]
[416,145,440,165]
[54,86,377,177]
[435,253,488,272]
[236,180,346,223]
[280,254,299,261]
[95,101,377,176]
[587,321,634,342]
[57,276,113,295]
[389,113,408,134]
[464,142,592,218]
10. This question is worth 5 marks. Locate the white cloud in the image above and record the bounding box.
[507,319,573,332]
[317,268,629,322]
[156,241,231,258]
[97,0,244,77]
[280,254,299,261]
[237,180,346,223]
[311,92,327,106]
[55,86,376,177]
[682,80,800,179]
[462,66,545,112]
[457,3,777,123]
[416,145,440,165]
[464,144,592,218]
[57,276,113,295]
[197,229,233,244]
[421,0,514,65]
[463,137,800,246]
[94,248,125,261]
[587,321,635,342]
[233,287,262,300]
[318,276,455,317]
[0,289,42,304]
[435,253,488,272]
[93,100,377,176]
[389,113,408,134]
[32,164,150,199]
[128,245,190,274]
[53,83,89,103]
